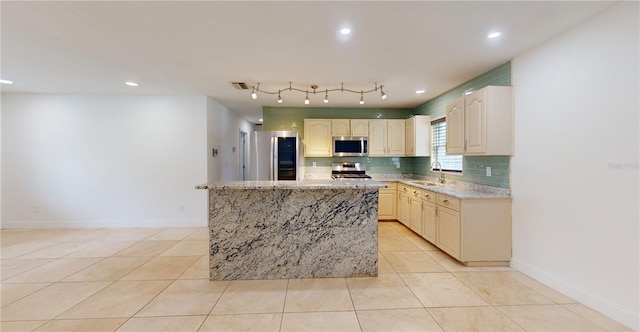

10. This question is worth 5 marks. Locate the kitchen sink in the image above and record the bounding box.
[411,181,440,186]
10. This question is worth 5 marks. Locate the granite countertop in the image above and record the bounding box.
[379,177,511,199]
[304,173,510,199]
[196,180,388,190]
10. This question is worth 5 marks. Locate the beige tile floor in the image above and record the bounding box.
[0,222,632,332]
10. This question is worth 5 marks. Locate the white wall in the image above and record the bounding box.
[205,97,255,182]
[1,93,209,228]
[511,2,639,330]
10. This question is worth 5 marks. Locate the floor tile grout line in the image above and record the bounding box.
[447,270,548,332]
[278,278,290,332]
[44,280,116,322]
[2,256,110,284]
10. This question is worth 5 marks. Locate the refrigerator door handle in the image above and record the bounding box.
[271,136,277,181]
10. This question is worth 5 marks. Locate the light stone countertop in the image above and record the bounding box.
[196,180,387,190]
[304,172,510,199]
[380,177,511,199]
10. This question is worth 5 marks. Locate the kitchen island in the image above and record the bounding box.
[195,180,386,280]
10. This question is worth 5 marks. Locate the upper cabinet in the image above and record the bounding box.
[446,86,513,156]
[405,115,431,156]
[331,119,369,137]
[369,119,405,156]
[350,119,369,136]
[304,119,332,157]
[331,119,350,136]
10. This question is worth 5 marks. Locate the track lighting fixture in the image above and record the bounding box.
[248,82,387,105]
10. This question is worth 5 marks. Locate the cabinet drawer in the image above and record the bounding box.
[437,194,461,211]
[422,190,436,203]
[399,184,411,194]
[383,182,397,190]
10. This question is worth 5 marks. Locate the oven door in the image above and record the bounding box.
[332,137,368,157]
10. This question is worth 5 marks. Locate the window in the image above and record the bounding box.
[431,117,463,173]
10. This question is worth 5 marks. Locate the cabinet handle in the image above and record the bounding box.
[413,191,418,195]
[404,188,408,192]
[436,207,438,217]
[444,199,449,204]
[426,194,430,199]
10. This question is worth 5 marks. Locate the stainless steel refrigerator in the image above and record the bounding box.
[249,131,299,181]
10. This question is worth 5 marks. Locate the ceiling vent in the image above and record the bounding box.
[231,82,250,90]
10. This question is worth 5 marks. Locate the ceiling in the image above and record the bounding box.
[1,1,613,124]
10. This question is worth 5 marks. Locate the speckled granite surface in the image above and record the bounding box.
[302,174,511,199]
[393,179,511,199]
[205,187,378,280]
[196,180,387,190]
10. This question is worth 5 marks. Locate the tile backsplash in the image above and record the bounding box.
[262,61,512,189]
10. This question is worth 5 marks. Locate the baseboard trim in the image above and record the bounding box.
[510,258,639,331]
[0,219,208,229]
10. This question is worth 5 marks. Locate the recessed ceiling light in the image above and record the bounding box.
[125,81,139,87]
[416,90,426,94]
[258,118,263,122]
[0,79,14,85]
[488,32,501,39]
[340,28,351,35]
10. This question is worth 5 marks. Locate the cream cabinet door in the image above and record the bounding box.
[303,119,332,157]
[387,120,406,156]
[399,193,411,227]
[350,119,369,136]
[465,90,487,154]
[446,99,465,155]
[331,119,350,136]
[368,120,388,156]
[378,189,397,220]
[405,117,415,155]
[436,206,461,260]
[421,200,436,243]
[409,196,423,235]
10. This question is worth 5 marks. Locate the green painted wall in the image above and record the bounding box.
[261,61,512,188]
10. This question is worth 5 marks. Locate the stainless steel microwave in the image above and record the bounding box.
[332,136,368,157]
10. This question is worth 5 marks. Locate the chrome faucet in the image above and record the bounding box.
[432,161,445,184]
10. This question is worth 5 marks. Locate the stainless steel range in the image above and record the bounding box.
[331,162,372,180]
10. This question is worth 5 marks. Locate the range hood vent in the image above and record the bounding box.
[231,82,250,90]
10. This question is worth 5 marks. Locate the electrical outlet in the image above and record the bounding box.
[179,205,185,213]
[486,166,492,176]
[396,163,401,169]
[312,161,317,167]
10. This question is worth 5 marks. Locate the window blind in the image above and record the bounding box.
[431,118,463,172]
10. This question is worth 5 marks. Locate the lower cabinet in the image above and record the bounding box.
[409,195,423,235]
[421,192,436,243]
[434,193,512,265]
[390,182,512,266]
[435,205,461,260]
[378,182,397,220]
[399,193,410,227]
[397,184,412,227]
